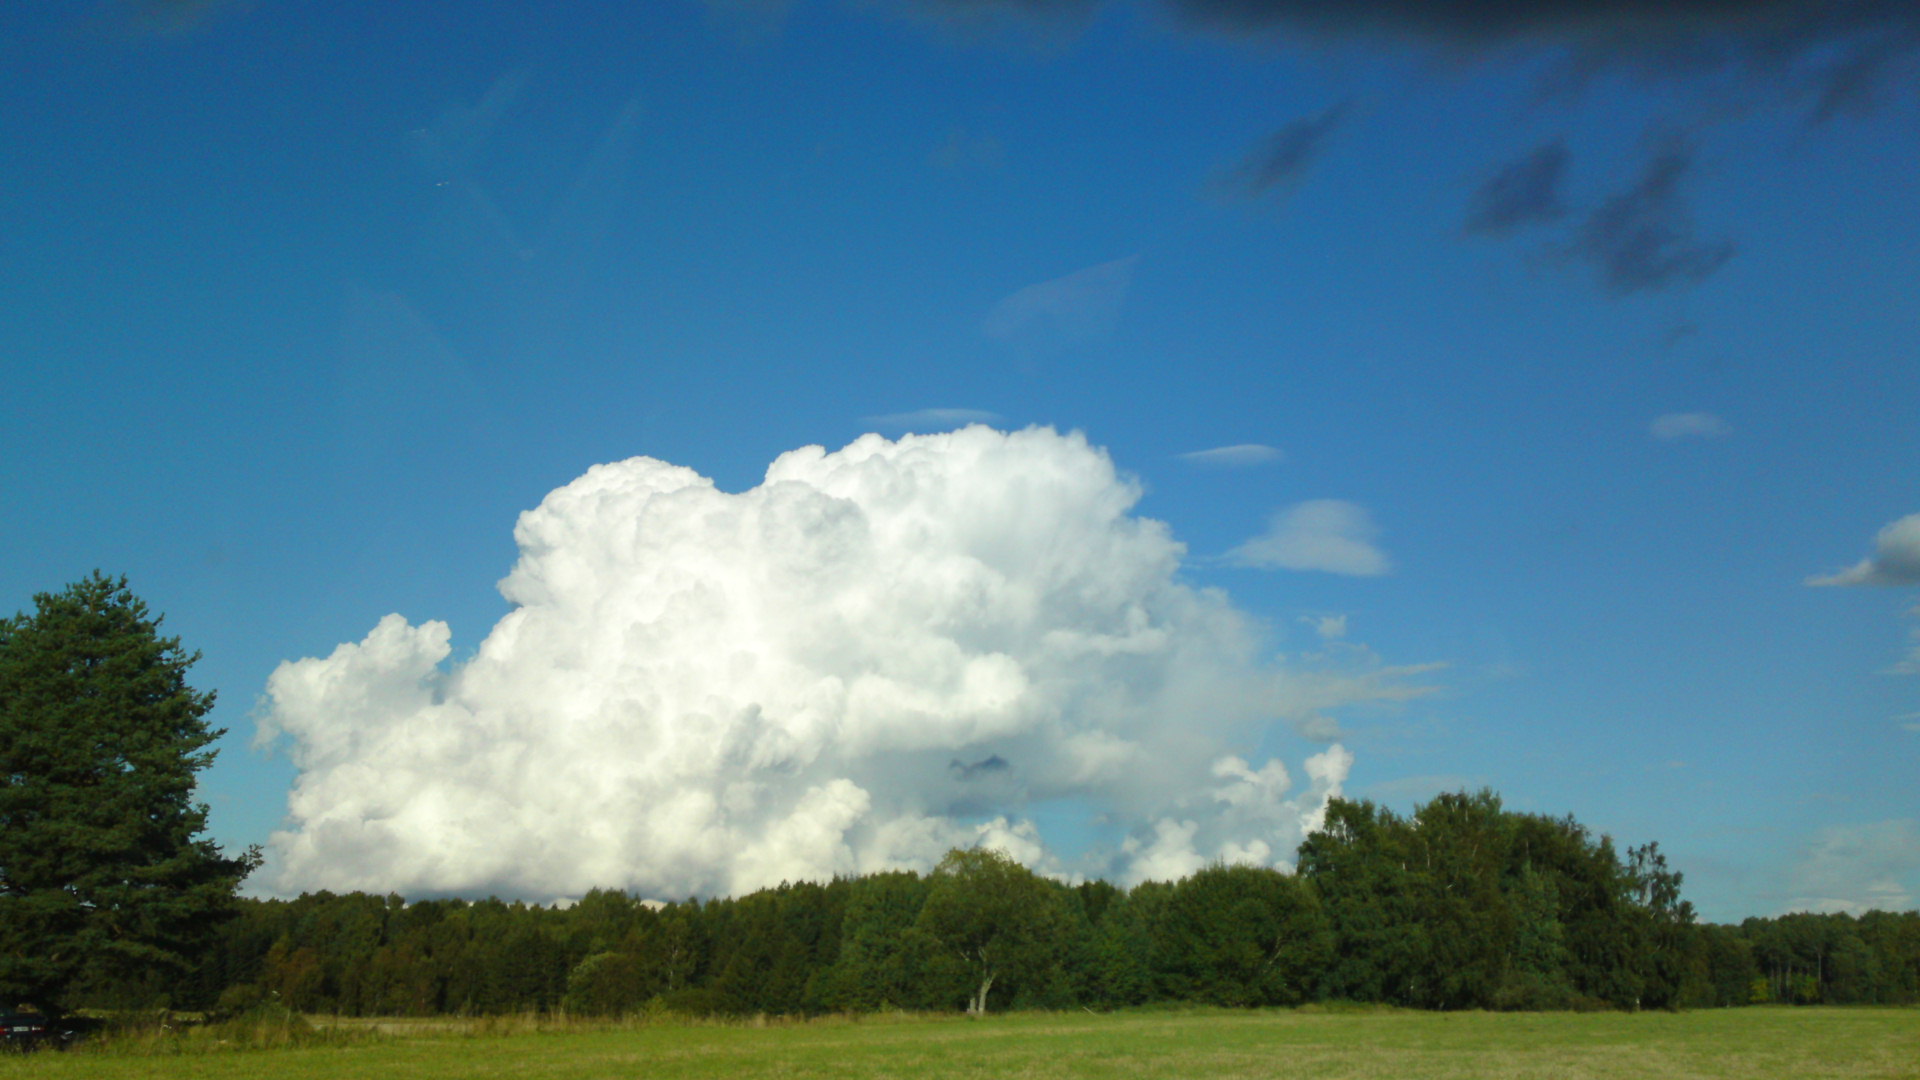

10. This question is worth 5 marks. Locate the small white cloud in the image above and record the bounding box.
[1302,614,1347,640]
[864,408,1003,432]
[1887,611,1920,675]
[1179,444,1284,467]
[1649,412,1733,441]
[1895,711,1920,733]
[983,255,1138,350]
[1228,500,1391,577]
[1890,645,1920,676]
[1807,513,1920,587]
[1783,819,1920,915]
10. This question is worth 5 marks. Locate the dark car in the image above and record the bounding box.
[0,1013,49,1049]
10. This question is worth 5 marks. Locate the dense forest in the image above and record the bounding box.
[80,793,1920,1018]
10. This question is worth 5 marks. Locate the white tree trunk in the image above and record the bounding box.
[968,972,995,1016]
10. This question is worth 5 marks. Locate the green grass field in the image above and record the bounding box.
[5,1007,1915,1079]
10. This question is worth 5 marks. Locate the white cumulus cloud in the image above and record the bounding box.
[1807,513,1920,588]
[1228,500,1392,577]
[259,427,1418,900]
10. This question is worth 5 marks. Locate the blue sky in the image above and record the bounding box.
[4,0,1917,918]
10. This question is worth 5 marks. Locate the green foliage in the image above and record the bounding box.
[915,848,1077,1014]
[1298,791,1778,1011]
[563,952,655,1016]
[23,760,1913,1021]
[0,573,259,1016]
[1087,885,1159,1007]
[1149,864,1330,1006]
[813,871,934,1011]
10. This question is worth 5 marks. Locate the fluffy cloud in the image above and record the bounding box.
[1228,500,1392,577]
[1784,819,1920,914]
[1649,412,1733,441]
[1119,745,1352,884]
[260,427,1419,900]
[1807,513,1920,587]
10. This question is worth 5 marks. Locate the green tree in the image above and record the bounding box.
[1297,798,1431,1004]
[563,950,656,1016]
[813,871,934,1011]
[0,573,259,1016]
[915,847,1072,1015]
[1151,864,1330,1006]
[1087,883,1165,1007]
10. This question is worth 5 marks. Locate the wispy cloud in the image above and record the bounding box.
[1561,138,1735,296]
[906,1,1920,123]
[1466,140,1570,236]
[865,408,1004,431]
[1179,444,1284,467]
[1650,412,1733,441]
[1215,101,1352,202]
[1782,818,1920,914]
[1228,499,1391,576]
[1807,514,1920,587]
[1301,613,1347,640]
[983,255,1139,350]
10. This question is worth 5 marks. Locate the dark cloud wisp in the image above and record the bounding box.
[1216,100,1352,201]
[921,0,1919,115]
[1466,140,1572,235]
[1561,138,1735,296]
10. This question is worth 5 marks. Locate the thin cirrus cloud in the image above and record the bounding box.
[1890,614,1920,676]
[1179,444,1285,466]
[1649,412,1733,441]
[865,408,1004,432]
[1783,818,1920,915]
[1228,499,1392,576]
[256,427,1427,901]
[1807,513,1920,587]
[983,255,1140,352]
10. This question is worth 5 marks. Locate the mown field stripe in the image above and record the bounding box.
[3,1007,1914,1080]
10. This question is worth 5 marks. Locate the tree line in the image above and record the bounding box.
[76,794,1920,1017]
[8,575,1917,1020]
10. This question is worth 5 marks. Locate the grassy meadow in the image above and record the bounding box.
[4,1007,1914,1080]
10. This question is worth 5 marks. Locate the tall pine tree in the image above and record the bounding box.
[0,573,259,1015]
